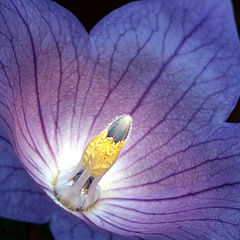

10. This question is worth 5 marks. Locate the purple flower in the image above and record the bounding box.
[0,0,240,239]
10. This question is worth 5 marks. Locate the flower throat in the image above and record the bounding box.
[53,115,132,211]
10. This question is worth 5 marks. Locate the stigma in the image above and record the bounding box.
[54,115,132,211]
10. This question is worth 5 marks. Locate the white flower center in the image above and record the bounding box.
[53,115,132,211]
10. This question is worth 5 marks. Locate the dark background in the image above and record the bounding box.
[0,0,240,239]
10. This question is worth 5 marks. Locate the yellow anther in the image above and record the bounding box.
[81,129,125,177]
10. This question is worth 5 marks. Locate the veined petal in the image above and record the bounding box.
[79,0,240,238]
[0,0,90,191]
[50,212,142,240]
[0,137,55,223]
[1,0,240,239]
[92,123,240,239]
[86,0,240,146]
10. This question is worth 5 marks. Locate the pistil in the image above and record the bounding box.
[54,115,132,211]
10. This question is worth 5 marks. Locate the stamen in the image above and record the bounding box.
[54,115,132,211]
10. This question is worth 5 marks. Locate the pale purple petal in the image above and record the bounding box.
[74,0,240,238]
[0,137,55,223]
[0,0,89,191]
[90,123,240,239]
[1,0,240,239]
[50,211,143,240]
[85,0,240,143]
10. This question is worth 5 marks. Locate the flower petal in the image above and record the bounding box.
[84,0,240,146]
[0,137,55,223]
[50,211,142,240]
[76,0,240,238]
[0,0,90,189]
[1,0,240,239]
[89,123,240,239]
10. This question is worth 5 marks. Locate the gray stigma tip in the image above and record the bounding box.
[107,115,132,143]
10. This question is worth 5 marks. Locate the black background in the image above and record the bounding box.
[0,0,240,239]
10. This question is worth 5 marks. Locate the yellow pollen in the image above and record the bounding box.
[81,129,125,177]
